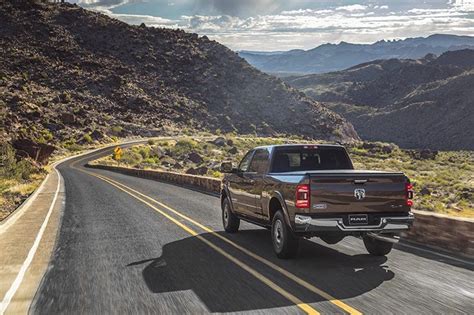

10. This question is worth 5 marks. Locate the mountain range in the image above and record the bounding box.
[285,50,474,150]
[239,34,474,75]
[0,0,358,158]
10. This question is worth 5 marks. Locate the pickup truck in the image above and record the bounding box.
[220,144,414,258]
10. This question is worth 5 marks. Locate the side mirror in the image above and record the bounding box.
[220,161,234,173]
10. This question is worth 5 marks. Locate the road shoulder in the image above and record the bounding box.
[0,169,65,314]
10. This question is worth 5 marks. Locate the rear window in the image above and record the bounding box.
[271,146,353,172]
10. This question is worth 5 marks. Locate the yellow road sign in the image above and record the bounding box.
[113,147,123,161]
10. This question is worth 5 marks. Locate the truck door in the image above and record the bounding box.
[248,148,270,218]
[228,150,257,216]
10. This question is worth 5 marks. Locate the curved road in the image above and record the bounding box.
[29,147,473,314]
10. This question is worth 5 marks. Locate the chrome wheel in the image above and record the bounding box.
[223,203,229,227]
[273,219,283,249]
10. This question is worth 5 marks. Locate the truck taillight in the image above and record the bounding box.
[405,183,414,207]
[296,184,310,208]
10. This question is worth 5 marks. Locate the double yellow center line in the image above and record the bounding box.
[71,154,361,315]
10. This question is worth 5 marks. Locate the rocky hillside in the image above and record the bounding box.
[285,50,474,150]
[0,1,358,163]
[239,34,474,75]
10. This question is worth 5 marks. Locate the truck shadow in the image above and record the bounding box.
[130,229,394,313]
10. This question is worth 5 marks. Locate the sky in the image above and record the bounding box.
[75,0,474,51]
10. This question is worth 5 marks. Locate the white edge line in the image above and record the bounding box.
[0,139,145,233]
[0,139,148,313]
[0,168,61,315]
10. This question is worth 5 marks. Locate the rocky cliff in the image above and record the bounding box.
[0,0,358,160]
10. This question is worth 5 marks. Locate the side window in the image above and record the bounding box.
[238,150,254,172]
[249,149,270,174]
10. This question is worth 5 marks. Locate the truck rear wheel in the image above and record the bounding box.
[271,211,299,259]
[222,198,240,233]
[363,235,394,256]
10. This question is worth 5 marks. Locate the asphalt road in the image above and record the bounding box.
[31,147,474,314]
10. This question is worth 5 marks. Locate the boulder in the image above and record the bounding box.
[420,149,438,160]
[459,188,472,200]
[12,138,56,165]
[420,187,431,196]
[60,112,76,124]
[151,146,165,158]
[195,166,208,175]
[188,151,203,164]
[90,129,105,140]
[212,137,226,147]
[160,157,176,167]
[186,167,198,175]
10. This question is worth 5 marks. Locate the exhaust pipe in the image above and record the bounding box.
[367,232,400,244]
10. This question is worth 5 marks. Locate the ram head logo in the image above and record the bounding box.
[354,188,366,200]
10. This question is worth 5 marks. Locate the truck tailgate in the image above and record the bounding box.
[309,171,410,214]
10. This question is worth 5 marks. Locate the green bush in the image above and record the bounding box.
[0,143,36,180]
[120,150,143,166]
[83,133,93,144]
[138,146,150,159]
[14,159,36,180]
[0,143,17,177]
[174,139,198,155]
[110,126,123,135]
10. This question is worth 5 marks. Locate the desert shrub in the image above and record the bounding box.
[110,126,123,135]
[0,143,17,177]
[174,139,198,155]
[138,146,151,159]
[64,140,83,152]
[0,143,36,180]
[142,158,158,164]
[36,129,53,144]
[148,139,155,145]
[83,133,93,144]
[14,159,36,180]
[210,170,222,178]
[120,150,142,166]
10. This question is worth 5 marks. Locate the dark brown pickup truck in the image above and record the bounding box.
[220,144,414,258]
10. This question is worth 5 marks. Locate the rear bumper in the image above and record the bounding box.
[294,212,415,233]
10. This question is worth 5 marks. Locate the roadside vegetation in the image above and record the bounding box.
[0,138,112,221]
[92,135,473,218]
[0,143,45,221]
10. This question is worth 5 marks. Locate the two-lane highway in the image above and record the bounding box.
[30,148,474,314]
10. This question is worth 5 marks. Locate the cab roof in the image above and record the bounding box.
[253,143,346,150]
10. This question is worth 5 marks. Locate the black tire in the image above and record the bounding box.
[271,210,299,259]
[222,198,240,233]
[363,236,394,256]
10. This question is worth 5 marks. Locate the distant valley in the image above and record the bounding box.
[285,50,474,150]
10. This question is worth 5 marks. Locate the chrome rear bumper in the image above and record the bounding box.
[294,212,415,233]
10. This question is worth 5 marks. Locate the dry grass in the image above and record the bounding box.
[0,174,45,221]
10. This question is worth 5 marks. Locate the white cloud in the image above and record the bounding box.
[335,4,368,12]
[84,1,474,51]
